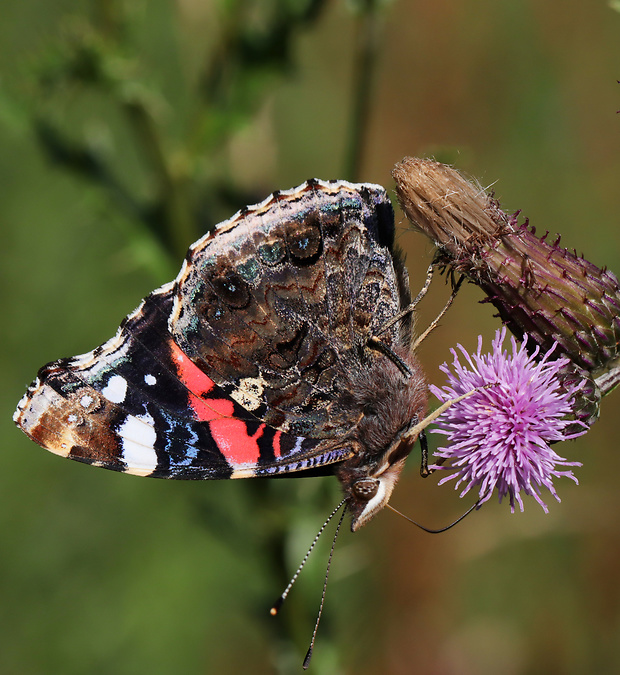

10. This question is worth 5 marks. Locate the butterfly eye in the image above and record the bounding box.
[351,478,380,501]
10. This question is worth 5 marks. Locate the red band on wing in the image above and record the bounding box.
[168,339,233,421]
[210,420,266,465]
[168,338,268,466]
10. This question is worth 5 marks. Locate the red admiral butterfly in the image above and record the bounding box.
[14,179,430,532]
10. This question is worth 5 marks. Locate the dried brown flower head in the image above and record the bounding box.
[393,157,620,425]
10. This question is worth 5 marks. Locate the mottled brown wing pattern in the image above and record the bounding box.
[14,177,429,537]
[169,180,408,440]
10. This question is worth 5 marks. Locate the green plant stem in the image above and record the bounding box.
[344,2,381,182]
[123,95,196,259]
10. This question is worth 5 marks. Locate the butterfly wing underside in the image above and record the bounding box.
[170,180,410,439]
[15,180,410,480]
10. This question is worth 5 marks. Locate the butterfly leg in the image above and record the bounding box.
[366,261,438,374]
[419,429,447,477]
[373,260,436,338]
[368,263,462,373]
[372,258,463,349]
[419,429,431,476]
[410,274,463,352]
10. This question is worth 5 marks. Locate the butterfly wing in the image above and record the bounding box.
[15,180,409,479]
[170,180,411,440]
[14,285,353,479]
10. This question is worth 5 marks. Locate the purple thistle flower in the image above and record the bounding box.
[429,328,588,513]
[393,157,620,428]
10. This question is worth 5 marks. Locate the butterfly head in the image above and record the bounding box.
[344,455,409,532]
[337,345,427,532]
[338,425,422,531]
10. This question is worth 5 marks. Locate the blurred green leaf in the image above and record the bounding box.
[0,82,30,134]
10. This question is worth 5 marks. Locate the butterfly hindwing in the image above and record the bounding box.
[15,179,413,482]
[170,180,409,440]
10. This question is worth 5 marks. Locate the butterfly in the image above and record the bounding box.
[14,179,431,531]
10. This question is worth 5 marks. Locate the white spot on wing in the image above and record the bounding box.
[151,280,174,297]
[144,373,157,386]
[229,376,265,411]
[118,413,158,477]
[230,466,257,479]
[313,178,385,194]
[80,395,93,408]
[101,375,128,403]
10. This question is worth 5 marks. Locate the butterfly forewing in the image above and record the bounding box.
[15,179,414,483]
[15,283,348,478]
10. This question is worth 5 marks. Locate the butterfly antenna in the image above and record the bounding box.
[303,504,347,670]
[270,498,347,616]
[386,499,480,534]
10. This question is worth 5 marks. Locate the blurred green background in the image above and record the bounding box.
[2,1,620,673]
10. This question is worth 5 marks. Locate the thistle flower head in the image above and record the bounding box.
[430,329,588,513]
[393,157,620,425]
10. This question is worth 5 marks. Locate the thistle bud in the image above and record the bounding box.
[392,157,620,425]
